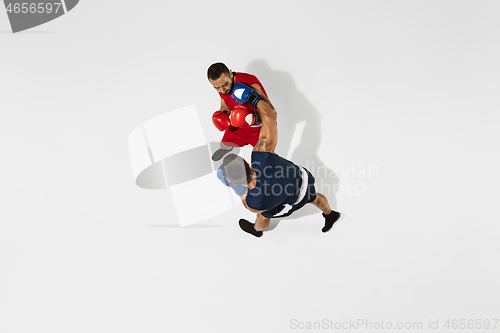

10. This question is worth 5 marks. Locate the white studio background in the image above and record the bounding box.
[1,1,499,332]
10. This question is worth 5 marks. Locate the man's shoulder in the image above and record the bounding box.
[234,72,268,99]
[251,151,280,161]
[251,151,274,167]
[235,72,260,85]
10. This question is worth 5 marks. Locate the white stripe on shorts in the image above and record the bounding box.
[272,166,308,218]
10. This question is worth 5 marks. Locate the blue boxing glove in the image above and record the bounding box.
[217,165,247,196]
[231,82,262,108]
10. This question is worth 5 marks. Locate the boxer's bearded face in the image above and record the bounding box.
[210,72,234,95]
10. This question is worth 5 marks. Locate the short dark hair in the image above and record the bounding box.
[207,62,230,81]
[222,153,253,186]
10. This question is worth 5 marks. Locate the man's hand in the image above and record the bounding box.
[230,105,259,127]
[220,98,231,115]
[212,111,231,131]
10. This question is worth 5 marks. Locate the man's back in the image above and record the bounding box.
[246,151,302,211]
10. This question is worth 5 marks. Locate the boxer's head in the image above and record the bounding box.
[208,62,234,95]
[222,154,254,187]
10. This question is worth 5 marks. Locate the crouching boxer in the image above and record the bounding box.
[208,62,276,161]
[221,95,342,237]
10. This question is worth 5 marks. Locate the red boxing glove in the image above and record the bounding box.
[230,105,257,128]
[212,111,231,131]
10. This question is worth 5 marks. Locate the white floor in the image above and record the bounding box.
[1,1,499,332]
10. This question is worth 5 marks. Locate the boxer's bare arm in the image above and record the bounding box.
[251,84,277,115]
[253,99,278,153]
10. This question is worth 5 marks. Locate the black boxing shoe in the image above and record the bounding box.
[322,210,341,233]
[211,147,233,161]
[239,219,263,237]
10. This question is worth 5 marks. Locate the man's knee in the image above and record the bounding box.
[313,193,325,204]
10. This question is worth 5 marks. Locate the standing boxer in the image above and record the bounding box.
[222,89,341,237]
[208,62,277,161]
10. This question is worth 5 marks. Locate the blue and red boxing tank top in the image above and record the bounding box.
[219,72,268,112]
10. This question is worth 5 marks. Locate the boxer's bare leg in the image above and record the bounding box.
[254,213,270,231]
[311,193,341,233]
[310,193,332,215]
